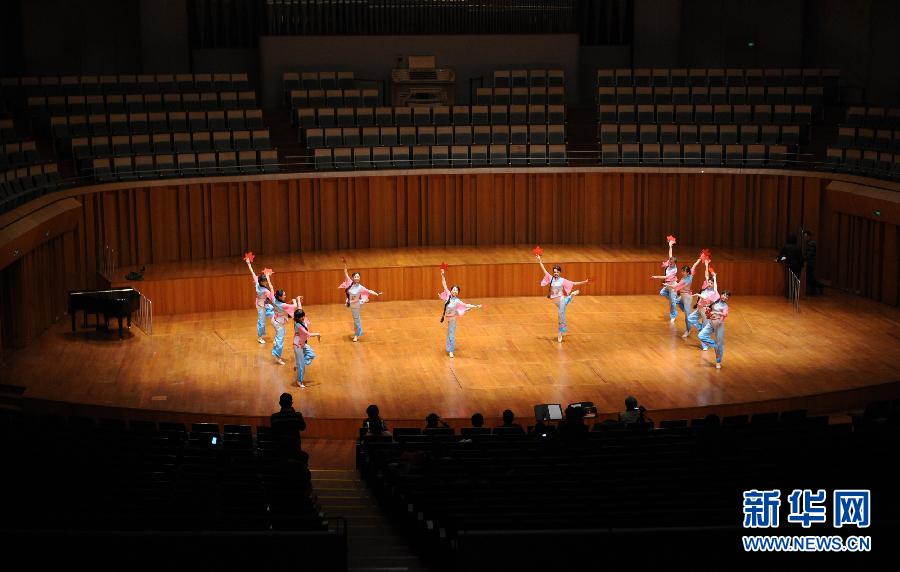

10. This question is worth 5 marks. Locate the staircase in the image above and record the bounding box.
[311,469,428,572]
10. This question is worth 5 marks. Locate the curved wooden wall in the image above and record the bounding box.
[1,168,898,348]
[77,171,825,270]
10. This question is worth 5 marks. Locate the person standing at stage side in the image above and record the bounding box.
[244,253,274,344]
[802,229,823,295]
[776,234,804,299]
[685,260,718,350]
[439,265,482,359]
[338,259,383,342]
[674,255,704,336]
[650,235,680,322]
[292,309,320,388]
[697,268,731,369]
[535,249,589,343]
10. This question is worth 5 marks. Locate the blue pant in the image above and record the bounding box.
[698,321,725,363]
[556,295,574,334]
[659,286,677,319]
[687,307,706,345]
[677,292,692,332]
[351,307,363,337]
[446,318,457,353]
[272,319,286,358]
[294,343,316,384]
[257,307,268,337]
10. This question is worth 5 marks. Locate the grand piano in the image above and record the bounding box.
[68,287,141,339]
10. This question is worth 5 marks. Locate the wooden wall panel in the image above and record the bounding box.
[67,171,830,276]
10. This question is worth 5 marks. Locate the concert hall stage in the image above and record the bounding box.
[6,284,900,438]
[105,245,785,315]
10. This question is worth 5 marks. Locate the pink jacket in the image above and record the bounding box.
[540,272,575,299]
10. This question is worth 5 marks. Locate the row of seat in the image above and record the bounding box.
[282,70,357,91]
[90,150,279,181]
[1,140,40,169]
[596,67,839,88]
[836,126,900,151]
[295,104,565,128]
[0,118,16,142]
[0,163,61,213]
[599,123,802,146]
[825,147,900,180]
[314,144,567,170]
[0,73,251,96]
[71,131,272,165]
[303,124,566,148]
[599,142,792,167]
[50,110,266,140]
[491,69,565,88]
[27,92,259,119]
[844,106,900,128]
[598,103,812,126]
[473,86,565,106]
[287,88,381,109]
[597,86,824,107]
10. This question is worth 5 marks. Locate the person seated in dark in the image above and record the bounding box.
[470,413,485,428]
[618,396,650,428]
[498,409,522,428]
[362,404,390,436]
[559,405,589,439]
[802,229,823,295]
[270,392,307,458]
[425,412,449,429]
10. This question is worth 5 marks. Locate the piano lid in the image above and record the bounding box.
[69,287,138,295]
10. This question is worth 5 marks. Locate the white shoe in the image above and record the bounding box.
[448,352,454,359]
[670,317,676,323]
[257,337,265,344]
[681,331,690,339]
[701,346,708,351]
[352,336,358,342]
[557,334,563,343]
[299,382,306,388]
[275,358,285,365]
[715,363,722,369]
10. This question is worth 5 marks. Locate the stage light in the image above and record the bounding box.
[874,209,881,216]
[747,40,756,48]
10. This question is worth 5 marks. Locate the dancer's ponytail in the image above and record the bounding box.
[440,299,450,323]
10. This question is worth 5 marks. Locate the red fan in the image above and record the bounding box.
[340,256,347,263]
[532,245,544,257]
[243,251,255,263]
[587,277,595,284]
[699,248,711,263]
[666,234,677,245]
[708,264,716,276]
[439,262,449,271]
[262,267,274,277]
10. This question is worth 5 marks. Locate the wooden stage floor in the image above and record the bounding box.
[4,291,899,437]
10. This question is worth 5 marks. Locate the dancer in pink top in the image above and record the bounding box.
[338,259,383,342]
[650,235,679,322]
[439,265,482,358]
[535,250,589,343]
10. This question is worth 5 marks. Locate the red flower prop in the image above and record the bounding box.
[262,267,274,277]
[532,245,544,257]
[439,262,449,271]
[340,256,347,264]
[666,234,677,245]
[587,277,595,284]
[708,265,716,276]
[699,249,711,263]
[243,251,255,263]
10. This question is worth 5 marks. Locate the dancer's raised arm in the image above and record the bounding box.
[440,268,450,293]
[536,254,550,276]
